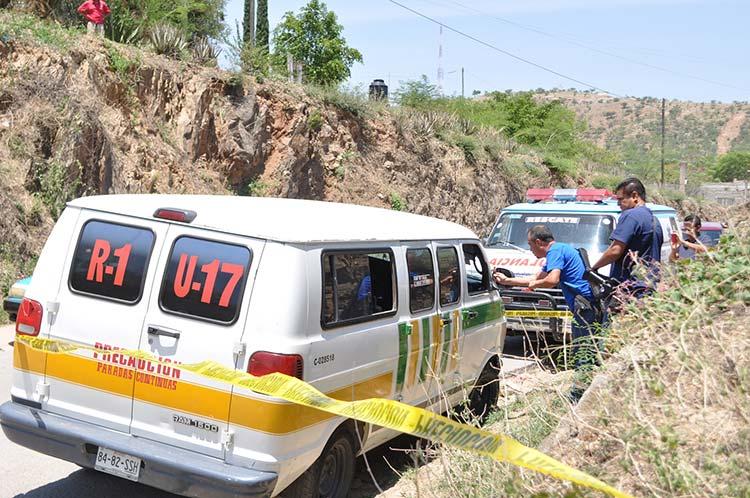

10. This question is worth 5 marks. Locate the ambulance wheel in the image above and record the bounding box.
[467,357,501,424]
[280,428,355,498]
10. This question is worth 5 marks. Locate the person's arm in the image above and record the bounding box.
[593,211,635,271]
[679,239,707,254]
[593,240,626,270]
[528,269,560,289]
[493,270,546,288]
[102,1,110,15]
[669,238,681,262]
[77,1,89,14]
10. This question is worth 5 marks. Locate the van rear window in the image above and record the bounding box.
[69,220,156,304]
[160,237,251,324]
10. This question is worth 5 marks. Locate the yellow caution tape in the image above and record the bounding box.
[15,335,632,498]
[506,310,573,319]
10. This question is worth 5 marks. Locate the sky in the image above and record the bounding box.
[223,0,748,102]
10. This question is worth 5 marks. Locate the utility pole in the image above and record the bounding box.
[660,97,666,187]
[461,67,465,98]
[437,26,444,95]
[679,161,687,194]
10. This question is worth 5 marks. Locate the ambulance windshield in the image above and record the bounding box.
[487,214,615,254]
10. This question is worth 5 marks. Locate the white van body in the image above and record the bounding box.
[1,195,506,498]
[484,189,678,339]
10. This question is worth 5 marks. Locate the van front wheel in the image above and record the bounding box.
[466,357,501,423]
[280,429,356,498]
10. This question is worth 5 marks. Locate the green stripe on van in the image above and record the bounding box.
[396,322,410,393]
[462,302,504,330]
[419,317,431,382]
[440,314,452,375]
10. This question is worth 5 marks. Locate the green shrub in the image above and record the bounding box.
[149,23,187,58]
[454,135,477,165]
[389,192,406,211]
[591,173,621,190]
[32,160,82,219]
[191,37,221,66]
[307,109,323,132]
[307,86,375,119]
[543,154,579,176]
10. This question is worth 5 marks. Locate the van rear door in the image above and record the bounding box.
[129,226,263,459]
[44,214,167,434]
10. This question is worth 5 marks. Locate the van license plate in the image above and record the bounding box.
[94,447,141,481]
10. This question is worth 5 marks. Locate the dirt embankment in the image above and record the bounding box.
[0,35,557,233]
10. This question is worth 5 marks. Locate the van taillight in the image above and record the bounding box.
[248,352,304,379]
[16,298,43,336]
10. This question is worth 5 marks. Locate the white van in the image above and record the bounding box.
[485,188,678,340]
[1,195,505,498]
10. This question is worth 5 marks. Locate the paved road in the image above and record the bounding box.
[0,325,535,497]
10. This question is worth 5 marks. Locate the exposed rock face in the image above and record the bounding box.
[0,35,557,238]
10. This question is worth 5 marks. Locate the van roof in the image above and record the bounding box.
[68,195,478,243]
[502,200,676,214]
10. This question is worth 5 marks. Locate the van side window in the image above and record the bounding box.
[406,248,435,313]
[69,220,155,304]
[160,237,251,324]
[462,244,490,295]
[322,250,396,327]
[437,247,460,306]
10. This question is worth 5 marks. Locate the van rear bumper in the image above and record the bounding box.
[0,401,277,498]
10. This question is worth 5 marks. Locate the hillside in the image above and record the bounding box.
[536,90,750,181]
[0,13,565,307]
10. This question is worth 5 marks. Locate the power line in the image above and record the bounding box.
[432,0,749,93]
[385,0,624,98]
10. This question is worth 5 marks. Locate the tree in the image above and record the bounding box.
[255,0,269,50]
[242,0,255,45]
[394,76,440,108]
[271,0,362,86]
[713,152,750,182]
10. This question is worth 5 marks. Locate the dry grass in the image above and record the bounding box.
[382,228,750,498]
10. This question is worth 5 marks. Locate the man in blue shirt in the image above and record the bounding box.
[592,177,663,300]
[493,225,601,402]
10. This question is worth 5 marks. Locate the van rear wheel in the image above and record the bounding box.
[280,428,355,498]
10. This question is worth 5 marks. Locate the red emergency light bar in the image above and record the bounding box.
[526,188,613,203]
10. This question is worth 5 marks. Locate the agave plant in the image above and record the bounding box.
[191,37,221,66]
[149,23,187,58]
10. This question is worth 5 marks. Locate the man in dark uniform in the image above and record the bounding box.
[592,177,663,302]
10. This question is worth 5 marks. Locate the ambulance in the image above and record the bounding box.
[0,195,505,498]
[485,188,678,341]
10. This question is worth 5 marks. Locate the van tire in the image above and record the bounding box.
[466,357,501,424]
[280,428,356,498]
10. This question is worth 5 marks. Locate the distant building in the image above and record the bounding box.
[698,180,748,206]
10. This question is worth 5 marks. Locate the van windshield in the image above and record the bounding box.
[487,213,615,254]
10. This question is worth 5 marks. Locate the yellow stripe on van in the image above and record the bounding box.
[431,315,442,377]
[406,319,420,389]
[12,340,393,435]
[449,310,460,372]
[46,349,134,398]
[230,372,392,434]
[13,338,46,374]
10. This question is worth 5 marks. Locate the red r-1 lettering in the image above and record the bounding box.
[112,244,132,286]
[86,239,111,283]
